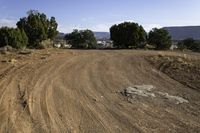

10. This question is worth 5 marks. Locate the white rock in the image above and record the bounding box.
[158,92,189,104]
[125,85,156,98]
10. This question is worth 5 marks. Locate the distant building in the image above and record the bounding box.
[53,39,71,48]
[170,43,178,50]
[97,40,113,49]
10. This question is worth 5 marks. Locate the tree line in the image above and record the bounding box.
[110,22,172,50]
[0,10,199,52]
[65,22,172,50]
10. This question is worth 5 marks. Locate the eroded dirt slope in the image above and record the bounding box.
[0,49,199,133]
[148,54,200,91]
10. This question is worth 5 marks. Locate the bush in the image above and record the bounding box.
[196,42,200,52]
[0,27,28,49]
[178,38,200,52]
[148,28,172,50]
[65,29,97,49]
[37,39,53,49]
[17,10,58,48]
[110,22,146,48]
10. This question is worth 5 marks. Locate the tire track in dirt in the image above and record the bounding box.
[0,50,199,133]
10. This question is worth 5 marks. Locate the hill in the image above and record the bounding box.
[55,32,65,40]
[93,32,110,40]
[164,26,200,41]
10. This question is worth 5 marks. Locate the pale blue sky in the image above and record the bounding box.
[0,0,199,32]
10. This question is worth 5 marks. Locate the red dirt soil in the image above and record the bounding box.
[0,49,199,133]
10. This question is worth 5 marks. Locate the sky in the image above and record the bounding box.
[0,0,200,33]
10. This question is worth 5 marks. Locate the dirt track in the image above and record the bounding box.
[0,49,200,133]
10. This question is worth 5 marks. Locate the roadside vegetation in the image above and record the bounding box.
[65,29,97,49]
[148,28,172,50]
[0,27,28,49]
[178,38,200,52]
[110,22,147,49]
[0,10,200,52]
[0,10,58,49]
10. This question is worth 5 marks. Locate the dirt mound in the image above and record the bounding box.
[148,55,200,91]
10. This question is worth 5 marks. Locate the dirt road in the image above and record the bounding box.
[0,49,199,133]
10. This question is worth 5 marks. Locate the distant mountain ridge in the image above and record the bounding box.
[58,26,200,41]
[56,32,65,39]
[164,26,200,41]
[93,32,110,40]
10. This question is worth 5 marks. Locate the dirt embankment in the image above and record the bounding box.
[0,49,199,133]
[147,54,200,91]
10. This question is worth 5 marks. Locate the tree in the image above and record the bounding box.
[148,28,172,50]
[65,29,97,49]
[48,17,58,39]
[110,22,147,48]
[195,42,200,52]
[178,38,200,52]
[0,27,28,49]
[16,10,58,48]
[183,38,195,50]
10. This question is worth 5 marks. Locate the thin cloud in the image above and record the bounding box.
[58,24,85,33]
[0,18,16,28]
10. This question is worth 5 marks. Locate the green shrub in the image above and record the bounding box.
[17,10,58,48]
[178,38,200,52]
[110,22,147,48]
[0,27,28,49]
[37,39,53,49]
[148,28,172,50]
[65,29,97,49]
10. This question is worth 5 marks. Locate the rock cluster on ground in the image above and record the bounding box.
[122,85,189,105]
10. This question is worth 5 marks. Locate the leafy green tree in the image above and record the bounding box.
[110,22,147,48]
[182,38,195,50]
[17,10,58,48]
[0,27,28,49]
[178,38,200,52]
[192,42,200,52]
[195,42,200,52]
[48,17,58,39]
[65,29,97,49]
[148,28,172,50]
